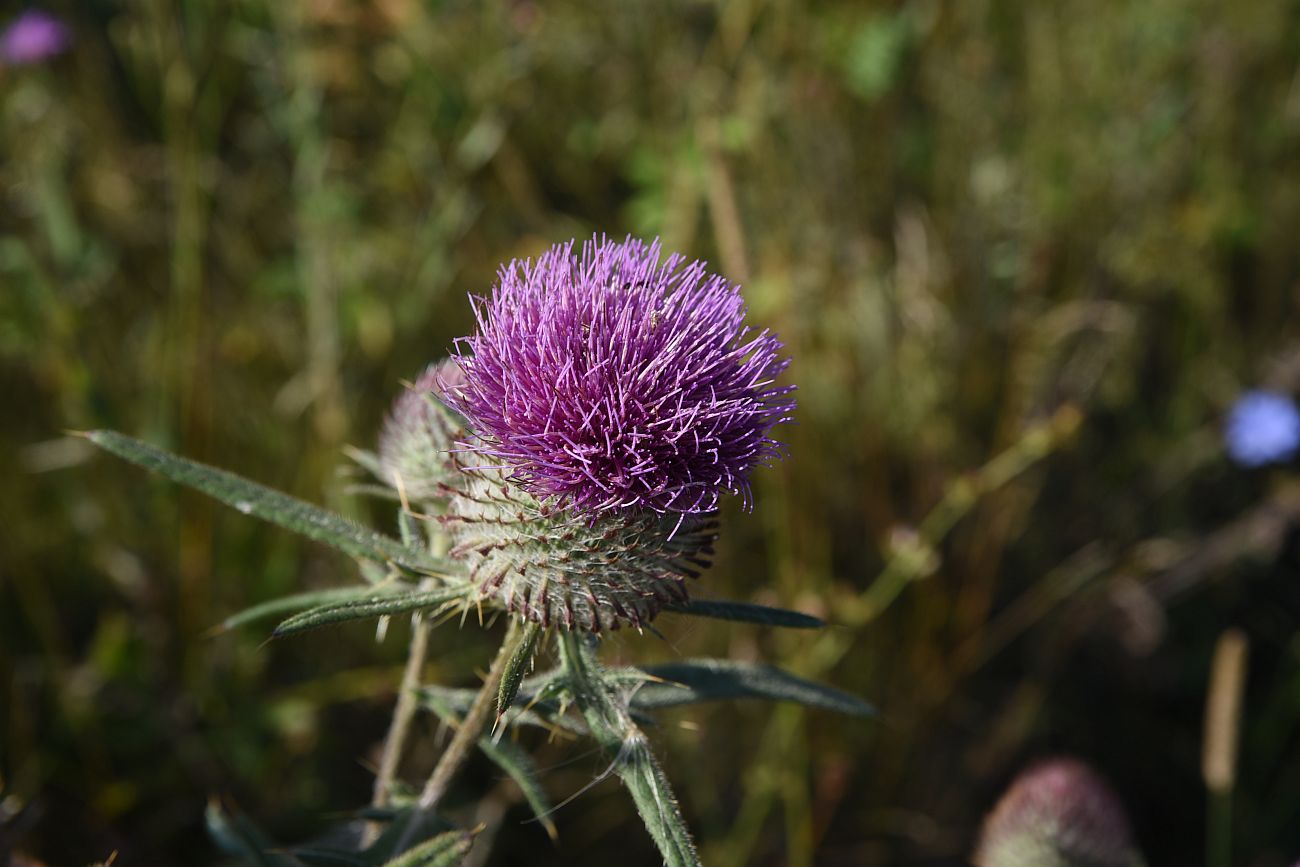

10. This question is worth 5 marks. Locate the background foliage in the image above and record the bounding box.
[3,0,1300,864]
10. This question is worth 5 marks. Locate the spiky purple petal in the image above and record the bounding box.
[448,236,794,515]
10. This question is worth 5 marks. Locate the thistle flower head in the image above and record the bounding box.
[974,758,1142,867]
[1225,389,1300,467]
[377,360,467,502]
[1,10,69,66]
[444,467,715,631]
[448,236,794,515]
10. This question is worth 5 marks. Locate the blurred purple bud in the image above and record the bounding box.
[974,758,1143,867]
[1,10,70,66]
[377,359,466,501]
[1225,389,1300,467]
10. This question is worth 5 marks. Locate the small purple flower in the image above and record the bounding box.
[449,236,794,515]
[1,10,70,66]
[1225,390,1300,467]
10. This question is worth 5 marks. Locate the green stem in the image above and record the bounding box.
[395,620,524,852]
[557,633,700,867]
[362,596,434,847]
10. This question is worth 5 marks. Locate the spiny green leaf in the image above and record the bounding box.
[629,659,874,717]
[359,560,393,585]
[380,828,476,867]
[418,685,586,736]
[361,807,454,863]
[422,674,560,838]
[664,599,825,629]
[216,585,398,633]
[343,444,386,479]
[479,736,558,840]
[205,800,295,867]
[425,388,473,434]
[397,510,422,547]
[555,633,700,867]
[497,621,542,721]
[344,482,404,501]
[280,849,370,866]
[272,586,469,637]
[85,430,449,574]
[617,737,699,867]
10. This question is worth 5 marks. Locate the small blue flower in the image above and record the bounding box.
[1225,390,1300,467]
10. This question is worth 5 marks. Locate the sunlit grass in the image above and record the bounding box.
[3,1,1300,864]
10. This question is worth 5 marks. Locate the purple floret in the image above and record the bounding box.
[1,10,70,66]
[449,236,795,515]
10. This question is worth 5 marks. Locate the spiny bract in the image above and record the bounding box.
[442,465,716,632]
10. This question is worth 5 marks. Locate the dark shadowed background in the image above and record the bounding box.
[3,1,1300,864]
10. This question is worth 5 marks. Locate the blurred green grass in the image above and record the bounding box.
[3,0,1300,864]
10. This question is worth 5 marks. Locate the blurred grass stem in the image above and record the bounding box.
[396,619,524,852]
[1203,629,1248,867]
[155,1,219,658]
[854,404,1081,623]
[363,597,434,846]
[715,405,1080,865]
[701,120,751,285]
[366,520,452,846]
[271,3,347,444]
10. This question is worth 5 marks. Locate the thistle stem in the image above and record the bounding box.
[362,605,433,846]
[395,620,523,852]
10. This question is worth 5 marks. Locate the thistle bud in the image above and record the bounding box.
[432,236,793,631]
[444,467,716,632]
[377,360,466,502]
[974,758,1144,867]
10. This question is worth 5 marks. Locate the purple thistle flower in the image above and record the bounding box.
[1,10,70,66]
[448,236,795,516]
[1224,390,1300,467]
